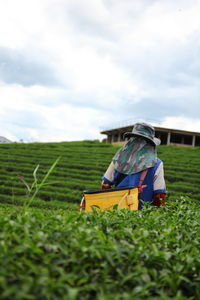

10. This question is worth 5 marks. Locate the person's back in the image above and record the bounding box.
[101,123,166,209]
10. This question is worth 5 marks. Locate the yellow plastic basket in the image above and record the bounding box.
[82,186,139,212]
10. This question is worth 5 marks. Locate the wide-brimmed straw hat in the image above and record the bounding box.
[124,122,161,146]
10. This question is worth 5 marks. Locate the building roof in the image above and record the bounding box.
[101,125,200,136]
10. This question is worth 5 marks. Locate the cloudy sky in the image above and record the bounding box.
[0,0,200,142]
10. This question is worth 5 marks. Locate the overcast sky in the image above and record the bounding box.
[0,0,200,142]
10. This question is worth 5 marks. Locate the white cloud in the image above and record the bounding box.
[0,0,200,142]
[161,116,200,132]
[0,0,46,48]
[0,81,112,142]
[36,104,110,142]
[137,1,200,42]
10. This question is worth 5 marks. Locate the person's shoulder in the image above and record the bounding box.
[157,157,163,163]
[154,158,163,170]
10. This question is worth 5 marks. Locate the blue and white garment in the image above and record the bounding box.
[102,158,166,210]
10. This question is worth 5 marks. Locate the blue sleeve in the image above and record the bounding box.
[101,176,113,185]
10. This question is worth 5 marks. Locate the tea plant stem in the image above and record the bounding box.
[24,157,61,208]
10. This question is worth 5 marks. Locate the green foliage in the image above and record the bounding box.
[17,157,61,208]
[0,141,200,207]
[0,142,200,299]
[0,141,114,206]
[0,198,199,299]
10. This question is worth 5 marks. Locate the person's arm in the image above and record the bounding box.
[101,181,112,189]
[152,193,166,207]
[153,162,166,207]
[101,161,115,189]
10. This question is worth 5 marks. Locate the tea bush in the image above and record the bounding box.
[0,198,199,299]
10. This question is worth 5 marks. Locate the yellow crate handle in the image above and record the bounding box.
[118,192,129,210]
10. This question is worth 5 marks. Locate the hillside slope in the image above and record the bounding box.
[0,141,200,207]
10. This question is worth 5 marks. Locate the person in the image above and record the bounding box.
[101,122,166,209]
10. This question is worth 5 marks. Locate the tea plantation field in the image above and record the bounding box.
[0,141,200,299]
[0,140,200,207]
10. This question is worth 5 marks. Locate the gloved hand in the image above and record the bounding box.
[152,193,166,207]
[101,180,112,189]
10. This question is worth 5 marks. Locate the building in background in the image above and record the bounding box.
[101,125,200,147]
